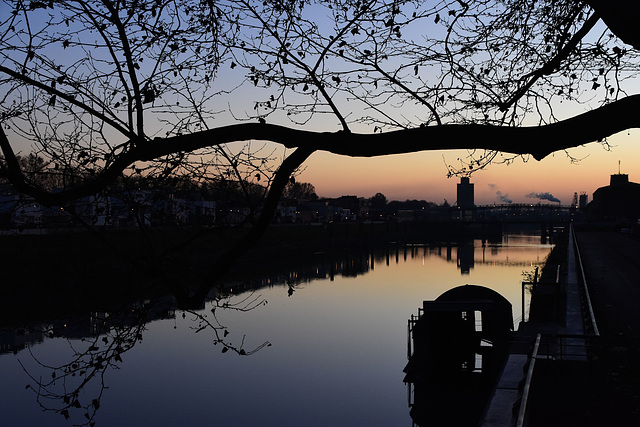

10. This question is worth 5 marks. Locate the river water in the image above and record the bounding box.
[0,228,553,426]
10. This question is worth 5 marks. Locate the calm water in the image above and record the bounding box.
[0,230,553,426]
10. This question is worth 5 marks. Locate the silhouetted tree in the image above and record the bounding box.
[282,181,318,200]
[1,0,639,305]
[370,193,388,208]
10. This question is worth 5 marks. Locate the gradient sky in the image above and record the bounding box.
[4,2,638,207]
[299,129,640,206]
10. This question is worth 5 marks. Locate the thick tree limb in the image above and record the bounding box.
[152,93,640,161]
[4,94,640,206]
[584,0,640,50]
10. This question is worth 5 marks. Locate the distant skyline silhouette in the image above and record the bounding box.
[300,134,640,205]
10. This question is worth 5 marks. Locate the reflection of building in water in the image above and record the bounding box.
[404,285,513,427]
[52,316,94,339]
[226,239,515,296]
[456,241,475,274]
[226,234,547,296]
[0,327,44,355]
[449,238,548,274]
[225,250,376,295]
[1,297,176,356]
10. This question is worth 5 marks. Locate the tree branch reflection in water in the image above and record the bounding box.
[187,291,271,355]
[15,292,270,425]
[19,318,144,425]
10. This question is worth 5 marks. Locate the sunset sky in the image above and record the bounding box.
[299,129,640,205]
[3,1,639,209]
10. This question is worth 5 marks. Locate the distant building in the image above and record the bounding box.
[457,177,474,210]
[579,192,588,210]
[333,196,361,218]
[304,200,332,223]
[588,173,640,224]
[275,200,298,223]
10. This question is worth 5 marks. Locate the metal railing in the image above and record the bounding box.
[536,333,600,361]
[571,224,600,337]
[512,332,599,427]
[512,226,601,426]
[513,333,541,427]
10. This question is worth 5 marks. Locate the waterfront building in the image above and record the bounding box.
[588,173,640,224]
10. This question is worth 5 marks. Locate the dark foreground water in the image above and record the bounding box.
[0,230,553,426]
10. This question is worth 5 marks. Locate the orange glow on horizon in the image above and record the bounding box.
[300,130,640,205]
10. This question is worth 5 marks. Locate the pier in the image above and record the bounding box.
[482,225,640,426]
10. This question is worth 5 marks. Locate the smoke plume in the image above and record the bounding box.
[496,191,513,204]
[526,192,561,204]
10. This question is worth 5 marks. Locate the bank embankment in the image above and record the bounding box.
[572,229,640,424]
[520,227,640,426]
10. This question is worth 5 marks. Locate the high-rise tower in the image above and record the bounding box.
[457,177,475,209]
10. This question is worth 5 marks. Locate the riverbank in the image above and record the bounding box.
[0,221,510,325]
[511,227,640,426]
[573,229,640,424]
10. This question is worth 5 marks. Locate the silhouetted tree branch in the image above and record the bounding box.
[585,0,640,50]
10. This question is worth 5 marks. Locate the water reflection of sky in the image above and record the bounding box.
[0,232,552,426]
